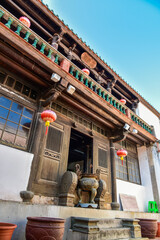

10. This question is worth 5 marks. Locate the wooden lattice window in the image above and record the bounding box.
[0,95,34,149]
[116,140,141,184]
[46,126,62,153]
[98,148,108,168]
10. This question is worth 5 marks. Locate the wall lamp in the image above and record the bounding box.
[51,73,61,82]
[67,84,76,95]
[132,128,138,134]
[123,123,130,131]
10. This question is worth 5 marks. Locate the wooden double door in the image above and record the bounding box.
[30,116,112,204]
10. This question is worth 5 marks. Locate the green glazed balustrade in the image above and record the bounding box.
[0,5,153,135]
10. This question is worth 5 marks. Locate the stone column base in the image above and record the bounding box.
[111,202,120,210]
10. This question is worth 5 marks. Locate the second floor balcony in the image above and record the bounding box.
[0,5,157,144]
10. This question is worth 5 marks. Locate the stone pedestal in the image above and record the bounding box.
[67,217,100,240]
[59,171,78,207]
[59,193,75,207]
[122,218,142,238]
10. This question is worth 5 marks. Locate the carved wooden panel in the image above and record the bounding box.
[93,137,111,204]
[46,127,62,153]
[98,148,108,168]
[41,156,60,182]
[33,119,71,196]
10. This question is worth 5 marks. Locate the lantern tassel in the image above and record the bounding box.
[120,156,123,165]
[45,121,50,135]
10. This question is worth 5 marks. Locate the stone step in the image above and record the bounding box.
[114,239,148,240]
[98,218,122,229]
[100,227,131,239]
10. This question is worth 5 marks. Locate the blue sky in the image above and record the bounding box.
[43,0,160,112]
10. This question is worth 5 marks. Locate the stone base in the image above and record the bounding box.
[77,203,98,208]
[95,198,106,209]
[67,229,99,240]
[122,219,142,238]
[20,191,34,202]
[59,193,75,207]
[111,202,120,210]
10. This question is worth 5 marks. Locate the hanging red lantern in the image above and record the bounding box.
[117,148,127,165]
[82,68,90,75]
[120,99,126,105]
[19,16,31,28]
[41,110,57,135]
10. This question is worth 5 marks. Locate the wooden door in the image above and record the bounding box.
[32,121,71,196]
[93,136,112,203]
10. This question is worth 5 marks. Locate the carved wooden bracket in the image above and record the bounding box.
[42,78,68,107]
[108,127,129,143]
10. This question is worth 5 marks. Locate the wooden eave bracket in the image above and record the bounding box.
[108,128,129,143]
[42,78,68,107]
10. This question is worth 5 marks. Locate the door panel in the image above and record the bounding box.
[33,121,71,196]
[93,137,112,203]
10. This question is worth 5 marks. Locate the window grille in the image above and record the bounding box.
[0,95,34,149]
[116,140,141,184]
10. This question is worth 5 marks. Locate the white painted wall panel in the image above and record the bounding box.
[116,179,146,212]
[138,102,160,139]
[0,144,33,201]
[117,145,154,212]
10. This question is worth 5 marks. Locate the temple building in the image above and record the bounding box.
[0,1,160,239]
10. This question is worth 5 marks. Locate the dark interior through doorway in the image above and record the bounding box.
[67,129,93,173]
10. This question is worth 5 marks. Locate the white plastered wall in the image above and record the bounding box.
[139,102,160,198]
[138,102,160,139]
[117,145,154,212]
[116,179,146,212]
[0,144,33,201]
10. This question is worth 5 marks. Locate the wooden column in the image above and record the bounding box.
[110,140,120,210]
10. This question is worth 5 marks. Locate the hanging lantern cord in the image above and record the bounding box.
[45,121,50,135]
[120,156,123,165]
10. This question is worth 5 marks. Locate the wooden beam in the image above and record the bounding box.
[60,94,115,129]
[0,41,50,82]
[0,53,47,87]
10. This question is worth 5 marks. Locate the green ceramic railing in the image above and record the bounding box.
[0,5,153,134]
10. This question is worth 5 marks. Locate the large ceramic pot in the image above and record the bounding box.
[26,217,65,240]
[157,222,160,237]
[78,173,99,204]
[0,222,17,240]
[138,218,157,239]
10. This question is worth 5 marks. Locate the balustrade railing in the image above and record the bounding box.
[0,5,153,134]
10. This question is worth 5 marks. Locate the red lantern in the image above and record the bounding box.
[82,68,90,76]
[120,99,126,105]
[19,16,31,28]
[117,148,127,165]
[41,110,57,135]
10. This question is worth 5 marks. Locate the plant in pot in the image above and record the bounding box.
[0,222,17,240]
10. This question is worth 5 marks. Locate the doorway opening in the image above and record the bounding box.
[67,129,93,173]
